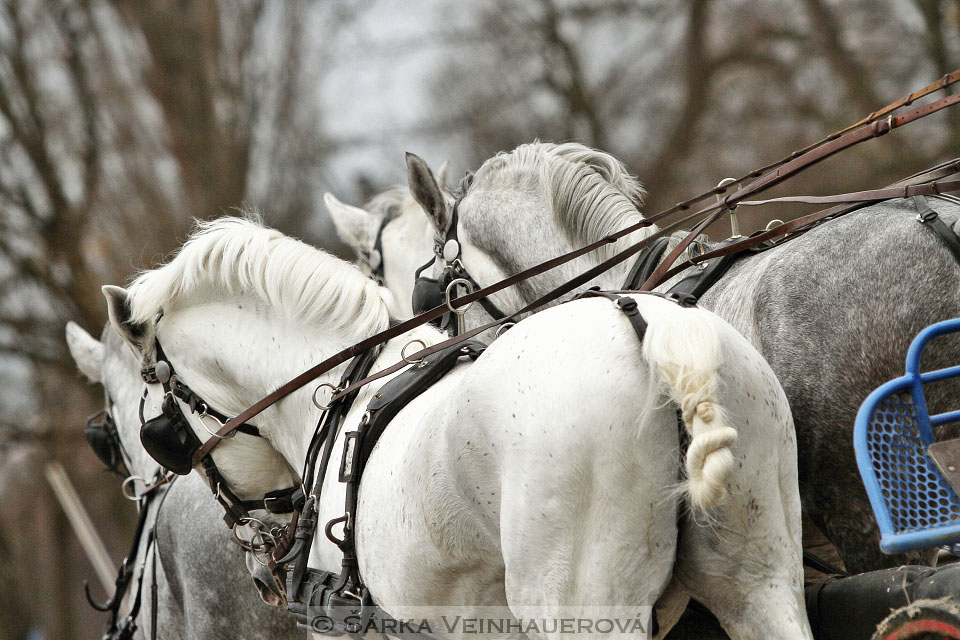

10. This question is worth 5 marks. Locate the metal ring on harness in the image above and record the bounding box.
[717,177,741,236]
[121,475,145,501]
[197,405,235,439]
[765,218,784,231]
[495,322,516,338]
[312,383,341,411]
[232,518,278,565]
[445,278,475,313]
[401,339,428,365]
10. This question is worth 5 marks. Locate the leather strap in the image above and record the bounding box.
[193,77,960,460]
[915,195,960,263]
[622,236,670,289]
[646,163,960,290]
[640,92,960,291]
[737,179,960,208]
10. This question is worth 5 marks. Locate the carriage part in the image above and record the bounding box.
[45,460,116,594]
[804,565,960,640]
[855,318,960,553]
[872,599,960,640]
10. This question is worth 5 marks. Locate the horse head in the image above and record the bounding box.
[325,183,436,319]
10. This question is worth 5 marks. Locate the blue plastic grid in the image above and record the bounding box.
[855,318,960,554]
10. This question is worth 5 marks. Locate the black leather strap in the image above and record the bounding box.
[343,340,486,485]
[622,236,670,290]
[576,289,648,342]
[916,195,960,264]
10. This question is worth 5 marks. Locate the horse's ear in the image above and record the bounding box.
[102,285,152,356]
[65,321,104,383]
[406,152,450,234]
[437,160,451,190]
[324,193,375,250]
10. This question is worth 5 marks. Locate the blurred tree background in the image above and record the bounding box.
[0,0,957,637]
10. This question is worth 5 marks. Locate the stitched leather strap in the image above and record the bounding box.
[647,171,960,289]
[640,92,960,291]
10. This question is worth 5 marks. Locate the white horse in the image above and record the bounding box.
[103,217,810,639]
[405,142,960,574]
[66,322,301,638]
[324,161,452,318]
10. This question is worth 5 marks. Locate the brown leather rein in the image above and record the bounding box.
[191,71,960,469]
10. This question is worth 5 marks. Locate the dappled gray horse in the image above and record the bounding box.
[67,323,299,639]
[406,142,960,574]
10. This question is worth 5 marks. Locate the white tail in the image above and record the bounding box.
[641,303,738,509]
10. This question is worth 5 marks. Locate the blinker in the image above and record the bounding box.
[140,393,203,475]
[84,409,126,475]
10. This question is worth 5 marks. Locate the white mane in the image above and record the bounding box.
[364,185,417,221]
[126,216,393,337]
[471,141,652,259]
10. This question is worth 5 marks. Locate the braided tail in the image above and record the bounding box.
[641,305,738,509]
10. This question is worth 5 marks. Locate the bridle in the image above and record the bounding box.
[84,394,174,640]
[137,323,302,557]
[85,400,129,478]
[361,214,389,283]
[411,197,510,334]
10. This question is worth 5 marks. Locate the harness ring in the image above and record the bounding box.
[401,339,428,365]
[197,405,235,439]
[312,383,341,411]
[121,475,145,501]
[445,278,475,313]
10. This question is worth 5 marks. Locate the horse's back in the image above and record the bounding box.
[701,196,960,572]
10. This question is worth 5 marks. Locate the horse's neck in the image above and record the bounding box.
[162,302,447,479]
[568,214,660,290]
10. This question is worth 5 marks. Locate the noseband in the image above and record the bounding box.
[411,197,510,333]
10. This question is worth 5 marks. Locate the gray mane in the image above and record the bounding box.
[471,141,652,259]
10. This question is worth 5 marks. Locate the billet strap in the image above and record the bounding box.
[915,195,960,263]
[192,75,960,458]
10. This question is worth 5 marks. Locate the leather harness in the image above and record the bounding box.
[109,70,960,634]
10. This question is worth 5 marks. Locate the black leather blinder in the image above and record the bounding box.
[84,410,126,475]
[410,257,448,328]
[140,393,203,475]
